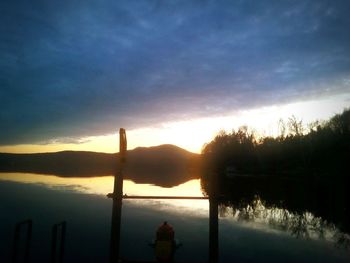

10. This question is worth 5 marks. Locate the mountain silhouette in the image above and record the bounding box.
[0,144,200,187]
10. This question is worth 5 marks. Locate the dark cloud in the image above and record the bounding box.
[1,0,350,145]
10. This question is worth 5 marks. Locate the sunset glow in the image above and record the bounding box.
[1,94,348,154]
[1,1,350,262]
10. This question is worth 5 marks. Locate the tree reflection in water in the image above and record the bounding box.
[201,176,350,248]
[200,109,350,250]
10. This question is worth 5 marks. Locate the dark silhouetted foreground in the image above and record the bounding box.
[201,108,350,238]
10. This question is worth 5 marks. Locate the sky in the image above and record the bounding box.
[1,0,350,153]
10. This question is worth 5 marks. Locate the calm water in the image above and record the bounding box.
[0,173,349,262]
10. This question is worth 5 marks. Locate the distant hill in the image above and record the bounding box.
[0,144,200,187]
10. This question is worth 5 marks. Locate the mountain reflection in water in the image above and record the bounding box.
[0,173,208,212]
[0,172,349,262]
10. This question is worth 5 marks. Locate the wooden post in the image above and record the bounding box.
[51,221,66,263]
[209,172,218,263]
[12,219,32,263]
[109,128,127,263]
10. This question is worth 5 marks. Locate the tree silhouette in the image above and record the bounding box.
[201,108,350,237]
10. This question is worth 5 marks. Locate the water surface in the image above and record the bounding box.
[0,173,349,262]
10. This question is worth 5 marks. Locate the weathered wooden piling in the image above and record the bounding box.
[51,221,66,263]
[109,128,127,263]
[12,219,32,263]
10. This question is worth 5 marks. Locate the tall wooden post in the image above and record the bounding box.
[209,172,218,263]
[109,128,127,263]
[12,219,32,263]
[51,221,66,263]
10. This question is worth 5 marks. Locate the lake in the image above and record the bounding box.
[0,172,349,262]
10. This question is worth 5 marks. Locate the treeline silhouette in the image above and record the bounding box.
[201,108,350,236]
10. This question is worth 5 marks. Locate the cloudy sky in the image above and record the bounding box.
[1,0,350,152]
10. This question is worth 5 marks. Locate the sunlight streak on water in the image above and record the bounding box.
[0,173,208,214]
[0,173,114,194]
